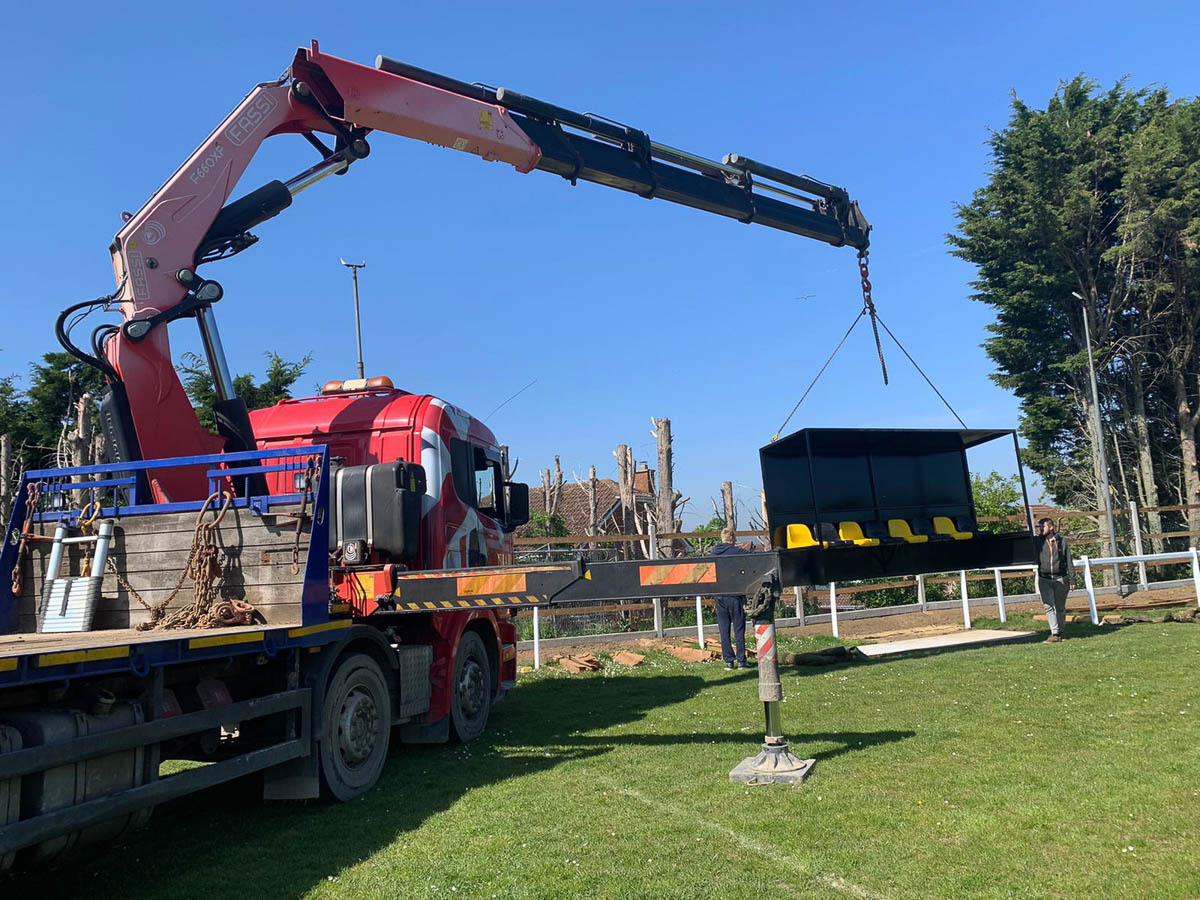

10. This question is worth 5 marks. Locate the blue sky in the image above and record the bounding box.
[3,1,1197,526]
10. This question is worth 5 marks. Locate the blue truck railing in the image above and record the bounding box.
[1,446,332,639]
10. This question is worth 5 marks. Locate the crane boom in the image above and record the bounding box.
[373,56,870,249]
[81,41,870,502]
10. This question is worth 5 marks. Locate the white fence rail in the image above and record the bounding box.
[827,548,1200,637]
[522,546,1200,667]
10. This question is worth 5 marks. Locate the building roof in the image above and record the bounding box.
[518,474,655,538]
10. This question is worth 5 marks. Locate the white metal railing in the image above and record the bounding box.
[1077,548,1200,626]
[825,547,1200,635]
[523,547,1200,666]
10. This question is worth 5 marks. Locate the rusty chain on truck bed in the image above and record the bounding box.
[291,458,315,575]
[9,481,43,596]
[79,491,258,630]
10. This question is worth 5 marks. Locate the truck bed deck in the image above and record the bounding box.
[0,619,353,688]
[0,624,273,659]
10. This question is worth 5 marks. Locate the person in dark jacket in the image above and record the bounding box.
[1034,517,1073,642]
[711,525,752,669]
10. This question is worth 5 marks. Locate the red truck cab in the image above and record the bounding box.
[249,377,529,732]
[250,378,523,570]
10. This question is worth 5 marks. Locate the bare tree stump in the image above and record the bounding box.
[653,417,674,559]
[0,433,10,527]
[616,444,635,560]
[587,465,598,550]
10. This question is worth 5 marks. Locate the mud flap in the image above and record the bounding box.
[262,753,320,801]
[398,717,449,744]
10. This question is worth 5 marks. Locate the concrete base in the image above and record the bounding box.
[729,741,815,785]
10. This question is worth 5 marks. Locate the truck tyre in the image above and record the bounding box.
[318,653,392,801]
[450,631,491,743]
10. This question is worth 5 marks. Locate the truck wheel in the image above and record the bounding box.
[319,653,392,801]
[450,631,491,743]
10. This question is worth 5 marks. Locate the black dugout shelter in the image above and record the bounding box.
[760,428,1034,586]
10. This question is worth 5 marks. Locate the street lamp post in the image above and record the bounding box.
[340,259,367,379]
[1073,291,1121,590]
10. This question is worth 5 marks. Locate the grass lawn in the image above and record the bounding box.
[13,623,1200,898]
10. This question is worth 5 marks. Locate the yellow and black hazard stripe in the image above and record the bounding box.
[394,594,545,612]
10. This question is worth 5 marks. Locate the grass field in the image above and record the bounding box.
[13,619,1200,898]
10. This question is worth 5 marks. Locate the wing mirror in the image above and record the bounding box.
[505,481,530,531]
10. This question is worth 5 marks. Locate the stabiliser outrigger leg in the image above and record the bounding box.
[387,551,814,783]
[730,574,815,784]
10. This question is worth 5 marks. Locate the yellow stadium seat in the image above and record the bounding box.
[887,519,928,544]
[838,521,880,547]
[785,523,820,549]
[933,516,974,540]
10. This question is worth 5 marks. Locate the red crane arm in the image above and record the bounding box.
[104,43,545,498]
[114,42,542,324]
[94,41,867,501]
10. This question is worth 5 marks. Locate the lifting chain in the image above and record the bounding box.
[291,458,316,575]
[114,491,258,631]
[857,249,888,386]
[9,481,43,596]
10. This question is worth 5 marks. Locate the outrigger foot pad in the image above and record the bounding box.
[729,740,815,785]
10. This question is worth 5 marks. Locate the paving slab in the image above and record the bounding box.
[855,628,1034,658]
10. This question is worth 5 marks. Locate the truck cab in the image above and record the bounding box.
[249,377,529,572]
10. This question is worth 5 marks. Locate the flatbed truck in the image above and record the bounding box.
[0,42,1033,868]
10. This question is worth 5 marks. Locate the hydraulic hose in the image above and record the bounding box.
[54,280,125,382]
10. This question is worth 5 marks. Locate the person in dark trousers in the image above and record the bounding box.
[711,525,752,669]
[1034,517,1073,642]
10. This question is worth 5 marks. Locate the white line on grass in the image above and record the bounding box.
[598,779,883,899]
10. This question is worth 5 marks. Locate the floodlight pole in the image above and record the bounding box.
[341,258,367,379]
[1075,292,1121,590]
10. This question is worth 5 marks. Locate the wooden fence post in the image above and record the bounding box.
[1130,500,1148,589]
[722,481,735,534]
